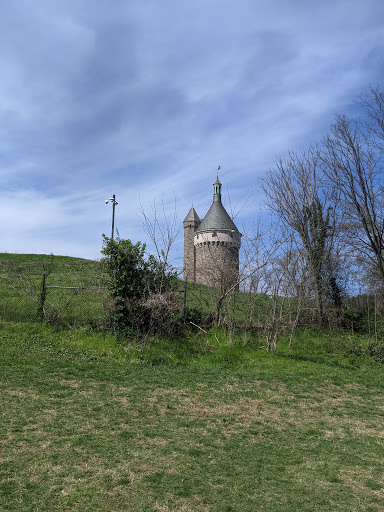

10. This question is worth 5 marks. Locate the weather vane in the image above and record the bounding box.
[217,165,221,180]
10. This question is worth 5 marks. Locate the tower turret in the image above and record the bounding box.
[183,206,200,283]
[213,176,222,198]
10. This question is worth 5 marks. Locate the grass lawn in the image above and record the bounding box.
[1,322,384,511]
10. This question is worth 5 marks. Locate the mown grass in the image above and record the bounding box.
[1,321,384,511]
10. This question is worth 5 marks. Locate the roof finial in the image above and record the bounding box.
[214,165,221,185]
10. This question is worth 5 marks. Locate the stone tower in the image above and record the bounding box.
[183,177,241,290]
[182,206,200,283]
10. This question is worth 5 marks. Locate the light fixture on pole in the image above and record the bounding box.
[105,194,118,239]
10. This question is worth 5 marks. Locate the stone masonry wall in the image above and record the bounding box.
[183,222,197,283]
[195,242,239,291]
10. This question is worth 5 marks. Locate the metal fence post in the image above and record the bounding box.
[38,265,47,322]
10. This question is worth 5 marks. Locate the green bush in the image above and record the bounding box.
[367,341,384,363]
[101,235,181,339]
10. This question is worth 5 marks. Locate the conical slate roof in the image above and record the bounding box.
[183,207,200,224]
[196,196,239,233]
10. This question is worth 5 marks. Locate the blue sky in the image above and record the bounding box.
[1,0,384,267]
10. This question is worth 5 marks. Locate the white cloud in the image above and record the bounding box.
[0,0,384,259]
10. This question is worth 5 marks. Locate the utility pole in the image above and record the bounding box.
[105,195,118,239]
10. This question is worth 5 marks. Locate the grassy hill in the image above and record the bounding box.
[0,253,271,329]
[0,253,93,263]
[0,253,106,326]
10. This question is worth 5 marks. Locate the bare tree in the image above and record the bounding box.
[239,217,284,322]
[187,223,275,331]
[358,86,384,149]
[321,113,384,287]
[139,194,180,294]
[261,148,338,323]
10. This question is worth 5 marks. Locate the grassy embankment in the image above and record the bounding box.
[1,253,384,510]
[0,252,272,329]
[0,253,105,326]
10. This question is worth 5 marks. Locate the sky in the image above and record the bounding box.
[1,0,384,268]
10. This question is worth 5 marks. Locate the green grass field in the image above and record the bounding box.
[1,321,384,511]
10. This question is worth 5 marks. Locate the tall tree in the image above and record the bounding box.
[261,149,335,322]
[322,111,384,287]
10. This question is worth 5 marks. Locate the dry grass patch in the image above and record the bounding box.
[59,379,79,388]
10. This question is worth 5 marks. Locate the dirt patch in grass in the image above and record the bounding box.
[135,437,170,447]
[59,379,80,388]
[118,386,134,393]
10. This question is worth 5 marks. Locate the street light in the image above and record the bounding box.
[105,194,118,239]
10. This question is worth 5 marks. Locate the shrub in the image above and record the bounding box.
[367,341,384,363]
[101,235,180,339]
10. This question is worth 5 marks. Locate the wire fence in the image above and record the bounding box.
[0,257,256,330]
[2,257,380,338]
[0,259,108,328]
